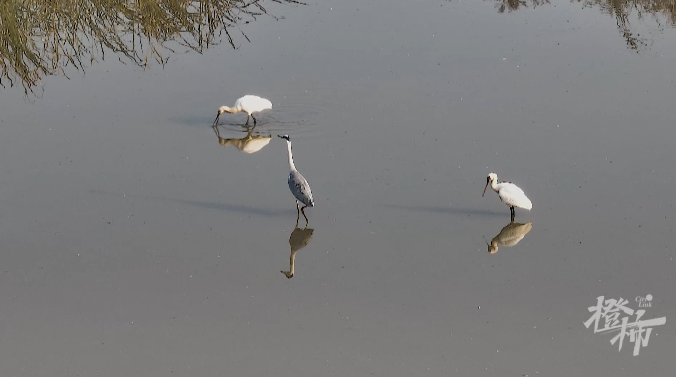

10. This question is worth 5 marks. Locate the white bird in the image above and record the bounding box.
[213,95,272,126]
[482,172,532,221]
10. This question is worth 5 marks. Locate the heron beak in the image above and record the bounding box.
[212,113,220,127]
[482,178,490,197]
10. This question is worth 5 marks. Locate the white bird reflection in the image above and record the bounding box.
[281,220,314,279]
[486,221,533,254]
[212,125,272,154]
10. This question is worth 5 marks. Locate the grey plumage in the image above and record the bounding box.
[278,135,314,223]
[288,170,314,207]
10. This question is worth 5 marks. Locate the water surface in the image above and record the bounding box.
[0,0,674,376]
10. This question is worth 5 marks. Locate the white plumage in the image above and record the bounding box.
[213,95,272,126]
[483,172,532,221]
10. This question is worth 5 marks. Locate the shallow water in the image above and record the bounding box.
[0,0,674,376]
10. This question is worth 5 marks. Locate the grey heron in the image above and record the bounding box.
[278,135,314,224]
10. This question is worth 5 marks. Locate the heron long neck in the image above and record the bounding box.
[285,141,297,171]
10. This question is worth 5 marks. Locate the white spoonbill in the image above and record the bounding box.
[213,95,272,126]
[482,172,532,221]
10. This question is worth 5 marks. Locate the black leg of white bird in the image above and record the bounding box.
[245,114,250,126]
[510,206,515,222]
[251,114,257,125]
[300,205,309,226]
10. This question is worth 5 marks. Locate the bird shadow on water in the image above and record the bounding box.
[88,189,291,217]
[381,203,504,218]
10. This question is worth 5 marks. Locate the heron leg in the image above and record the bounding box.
[245,114,250,126]
[300,205,309,226]
[251,114,257,125]
[510,207,515,222]
[295,200,301,224]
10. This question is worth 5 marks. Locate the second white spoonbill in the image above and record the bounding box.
[482,172,532,222]
[213,95,272,126]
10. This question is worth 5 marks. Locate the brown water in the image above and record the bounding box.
[0,1,674,376]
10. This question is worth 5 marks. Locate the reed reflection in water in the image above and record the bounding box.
[492,0,676,51]
[0,0,302,95]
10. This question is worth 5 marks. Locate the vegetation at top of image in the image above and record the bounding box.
[0,0,302,95]
[493,0,676,50]
[2,0,675,96]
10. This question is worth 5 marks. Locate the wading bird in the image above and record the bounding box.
[482,172,532,222]
[278,135,314,224]
[213,95,272,126]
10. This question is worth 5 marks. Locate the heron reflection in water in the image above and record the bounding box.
[281,220,314,279]
[212,125,272,154]
[485,221,533,254]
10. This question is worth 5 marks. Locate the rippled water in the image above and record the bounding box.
[1,0,674,376]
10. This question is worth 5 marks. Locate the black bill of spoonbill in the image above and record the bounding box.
[278,135,314,225]
[482,172,532,222]
[213,95,272,126]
